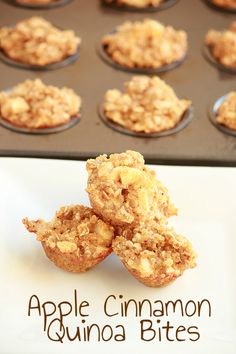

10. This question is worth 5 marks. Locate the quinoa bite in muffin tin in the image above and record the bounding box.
[0,17,81,70]
[98,19,187,74]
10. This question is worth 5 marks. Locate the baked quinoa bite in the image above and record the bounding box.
[205,22,236,70]
[23,205,114,272]
[102,19,187,70]
[0,17,80,67]
[86,151,177,226]
[112,223,197,287]
[103,76,191,134]
[216,92,236,131]
[0,79,81,129]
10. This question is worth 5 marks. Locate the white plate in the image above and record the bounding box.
[0,157,236,354]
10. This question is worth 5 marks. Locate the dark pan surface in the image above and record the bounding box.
[0,0,235,166]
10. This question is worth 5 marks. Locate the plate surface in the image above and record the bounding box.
[0,158,236,354]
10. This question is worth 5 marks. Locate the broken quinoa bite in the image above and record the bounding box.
[205,22,236,70]
[0,79,81,130]
[23,205,114,273]
[103,76,191,134]
[0,17,81,67]
[102,19,187,71]
[86,151,177,227]
[216,92,236,131]
[112,223,197,287]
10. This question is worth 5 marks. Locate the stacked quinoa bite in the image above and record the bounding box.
[23,150,196,285]
[86,150,197,287]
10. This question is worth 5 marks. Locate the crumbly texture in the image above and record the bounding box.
[211,0,236,9]
[105,0,164,7]
[205,22,236,69]
[23,205,114,272]
[0,17,80,66]
[0,79,81,129]
[216,92,236,131]
[103,76,191,133]
[113,223,197,287]
[86,151,177,227]
[102,19,187,69]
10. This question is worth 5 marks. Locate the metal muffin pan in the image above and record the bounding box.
[0,0,235,166]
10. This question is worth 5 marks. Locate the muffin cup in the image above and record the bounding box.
[0,46,80,71]
[98,103,193,138]
[2,0,73,10]
[97,39,187,74]
[203,0,236,13]
[42,243,112,273]
[208,93,236,137]
[0,111,81,135]
[203,44,236,75]
[101,0,179,12]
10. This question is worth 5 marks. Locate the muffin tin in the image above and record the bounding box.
[0,0,235,166]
